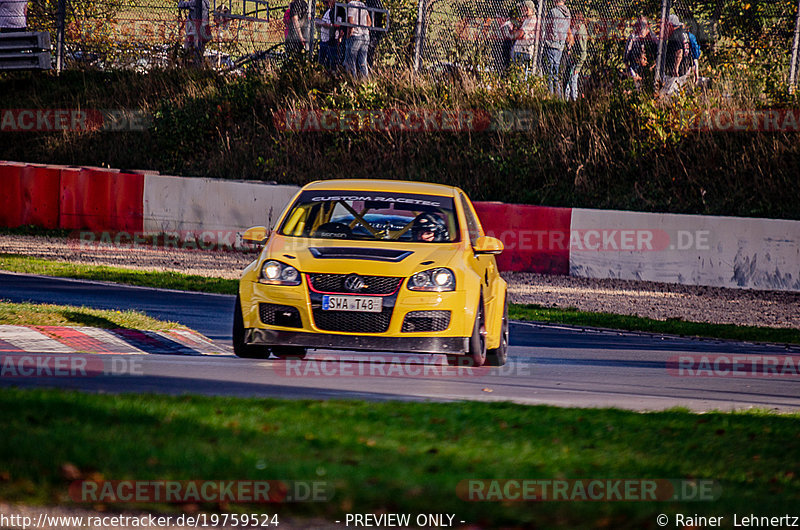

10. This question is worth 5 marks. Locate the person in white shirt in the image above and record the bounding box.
[344,0,371,78]
[315,0,337,69]
[511,1,538,79]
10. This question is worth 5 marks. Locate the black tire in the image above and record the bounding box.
[232,294,270,359]
[271,346,307,360]
[448,298,487,367]
[486,294,509,367]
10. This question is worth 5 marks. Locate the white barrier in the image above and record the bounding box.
[139,172,800,292]
[569,208,800,291]
[143,175,300,234]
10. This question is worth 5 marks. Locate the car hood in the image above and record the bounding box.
[264,235,461,277]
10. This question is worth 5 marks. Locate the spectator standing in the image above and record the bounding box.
[344,0,371,78]
[286,0,310,57]
[541,0,571,97]
[563,11,587,100]
[660,14,691,96]
[334,4,346,67]
[213,3,231,37]
[686,28,701,81]
[0,0,27,32]
[496,14,515,74]
[315,0,337,69]
[177,0,210,51]
[510,1,538,79]
[623,16,656,86]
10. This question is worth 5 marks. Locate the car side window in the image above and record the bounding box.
[459,194,482,246]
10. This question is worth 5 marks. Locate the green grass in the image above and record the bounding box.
[0,226,72,238]
[511,304,800,345]
[2,253,799,344]
[0,253,238,295]
[0,388,798,527]
[0,301,186,330]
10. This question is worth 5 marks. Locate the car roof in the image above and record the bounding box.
[302,179,459,197]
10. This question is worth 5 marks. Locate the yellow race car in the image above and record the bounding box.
[233,179,508,366]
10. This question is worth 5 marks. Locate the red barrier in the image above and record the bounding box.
[0,162,25,227]
[474,202,572,275]
[19,165,61,228]
[59,168,144,231]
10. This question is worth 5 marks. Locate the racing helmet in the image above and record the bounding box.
[411,213,448,242]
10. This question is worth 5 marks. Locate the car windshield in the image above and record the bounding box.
[279,190,460,243]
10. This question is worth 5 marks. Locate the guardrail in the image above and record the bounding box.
[0,31,52,71]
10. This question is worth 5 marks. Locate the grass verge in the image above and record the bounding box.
[510,304,800,345]
[0,301,186,330]
[1,253,798,344]
[0,388,798,527]
[0,253,237,295]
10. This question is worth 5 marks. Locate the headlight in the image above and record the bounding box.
[407,268,455,292]
[260,260,301,286]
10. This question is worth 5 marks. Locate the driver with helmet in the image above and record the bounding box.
[411,213,447,242]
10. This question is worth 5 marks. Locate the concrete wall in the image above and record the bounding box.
[569,208,800,291]
[143,175,300,233]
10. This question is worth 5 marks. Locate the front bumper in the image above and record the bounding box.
[246,328,469,355]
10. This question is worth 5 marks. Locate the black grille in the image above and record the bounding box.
[312,307,393,333]
[308,273,402,295]
[401,311,451,333]
[259,303,302,328]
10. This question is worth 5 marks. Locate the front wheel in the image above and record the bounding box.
[486,294,508,366]
[448,299,487,367]
[232,294,270,359]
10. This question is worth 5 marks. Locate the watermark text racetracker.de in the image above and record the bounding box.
[273,355,531,378]
[669,355,800,378]
[274,108,575,133]
[69,480,332,503]
[677,109,800,132]
[458,479,720,502]
[69,230,252,252]
[483,229,711,252]
[0,109,151,132]
[69,228,714,254]
[0,355,142,378]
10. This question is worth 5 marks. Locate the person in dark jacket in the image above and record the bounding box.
[660,14,691,96]
[286,0,310,57]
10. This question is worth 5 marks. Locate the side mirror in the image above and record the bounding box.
[242,226,269,245]
[473,236,503,255]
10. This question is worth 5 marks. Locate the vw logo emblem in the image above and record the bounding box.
[344,274,366,292]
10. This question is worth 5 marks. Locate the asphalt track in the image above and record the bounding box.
[2,272,799,412]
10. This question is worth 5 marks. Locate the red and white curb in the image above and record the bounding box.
[0,325,229,355]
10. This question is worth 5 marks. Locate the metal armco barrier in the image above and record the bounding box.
[0,31,52,71]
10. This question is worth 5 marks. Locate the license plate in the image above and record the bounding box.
[322,295,383,312]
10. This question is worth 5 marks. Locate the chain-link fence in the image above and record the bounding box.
[23,0,285,69]
[415,0,800,95]
[12,0,800,93]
